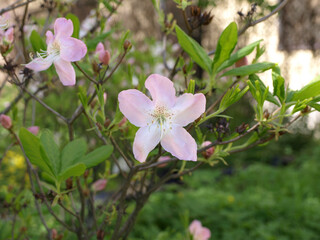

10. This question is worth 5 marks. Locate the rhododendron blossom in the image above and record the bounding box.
[118,74,206,162]
[26,18,87,86]
[189,220,211,240]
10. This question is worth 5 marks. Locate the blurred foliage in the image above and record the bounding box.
[131,142,320,240]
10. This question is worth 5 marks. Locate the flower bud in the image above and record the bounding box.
[201,141,215,159]
[235,56,249,68]
[83,170,90,179]
[97,229,105,240]
[51,229,58,239]
[157,156,171,168]
[123,40,132,50]
[27,126,39,135]
[92,179,107,192]
[65,178,73,190]
[0,114,12,129]
[118,117,127,127]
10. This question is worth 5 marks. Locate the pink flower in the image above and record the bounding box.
[26,18,87,86]
[201,141,215,159]
[92,179,107,192]
[0,114,12,129]
[189,220,211,240]
[27,126,40,135]
[95,42,110,65]
[0,13,14,44]
[118,74,206,162]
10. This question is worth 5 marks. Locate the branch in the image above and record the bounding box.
[0,0,35,15]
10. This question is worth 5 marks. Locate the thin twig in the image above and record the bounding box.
[74,62,98,84]
[0,0,35,15]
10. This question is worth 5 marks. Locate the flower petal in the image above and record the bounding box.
[4,27,14,43]
[54,58,76,86]
[59,36,87,62]
[46,30,54,45]
[145,74,176,108]
[118,89,154,127]
[25,57,53,72]
[189,220,202,235]
[172,93,206,126]
[95,42,104,54]
[54,18,73,37]
[161,126,197,161]
[133,124,161,162]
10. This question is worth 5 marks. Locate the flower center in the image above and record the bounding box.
[149,105,174,138]
[31,41,61,63]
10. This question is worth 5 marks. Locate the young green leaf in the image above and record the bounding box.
[212,22,238,73]
[248,75,280,106]
[40,130,60,175]
[60,139,87,173]
[79,145,113,168]
[292,80,320,101]
[30,30,46,53]
[175,25,212,74]
[216,39,262,72]
[272,66,285,103]
[58,163,87,182]
[19,128,54,176]
[222,62,275,77]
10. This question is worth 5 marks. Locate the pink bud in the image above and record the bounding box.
[201,141,214,159]
[0,114,12,129]
[235,56,249,68]
[95,42,110,65]
[92,179,107,192]
[27,126,39,135]
[103,92,107,103]
[118,117,127,127]
[51,229,57,239]
[189,220,211,240]
[157,156,171,168]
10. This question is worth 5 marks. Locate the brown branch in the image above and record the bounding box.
[0,0,35,15]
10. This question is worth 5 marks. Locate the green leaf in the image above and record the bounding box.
[58,163,86,182]
[60,139,87,173]
[175,25,212,74]
[292,80,320,101]
[66,13,80,39]
[79,145,113,168]
[86,31,114,51]
[187,79,195,94]
[219,85,249,112]
[248,74,280,106]
[222,62,275,77]
[19,128,54,176]
[40,130,60,175]
[217,40,262,72]
[30,30,46,52]
[212,22,238,73]
[272,66,285,103]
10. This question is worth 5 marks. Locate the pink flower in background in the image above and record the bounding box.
[27,126,40,135]
[189,220,211,240]
[0,114,12,129]
[235,56,249,67]
[92,179,107,192]
[26,18,87,86]
[118,74,206,162]
[95,42,110,65]
[0,13,14,44]
[157,156,171,168]
[201,141,215,159]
